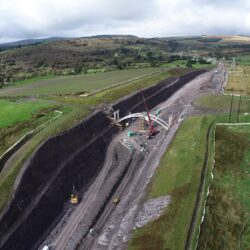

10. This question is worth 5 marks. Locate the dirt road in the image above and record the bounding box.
[81,152,143,250]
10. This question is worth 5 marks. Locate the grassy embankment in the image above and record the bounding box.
[129,61,250,249]
[0,99,60,156]
[189,62,250,249]
[0,99,53,128]
[129,111,250,250]
[195,94,250,118]
[129,115,217,250]
[198,125,250,250]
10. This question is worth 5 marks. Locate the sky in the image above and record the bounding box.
[1,0,250,44]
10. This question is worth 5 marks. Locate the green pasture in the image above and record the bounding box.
[0,99,52,128]
[0,68,161,97]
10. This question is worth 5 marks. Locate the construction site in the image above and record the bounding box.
[0,66,227,250]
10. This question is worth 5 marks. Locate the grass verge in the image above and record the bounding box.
[129,115,217,250]
[195,94,250,114]
[0,106,63,156]
[197,124,250,250]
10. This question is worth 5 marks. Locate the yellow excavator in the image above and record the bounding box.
[113,198,120,205]
[70,185,79,204]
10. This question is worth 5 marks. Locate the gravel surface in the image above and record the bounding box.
[134,195,171,228]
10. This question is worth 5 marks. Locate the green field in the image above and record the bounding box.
[195,94,250,113]
[236,55,250,65]
[198,125,250,250]
[129,115,216,250]
[225,65,250,95]
[0,99,62,159]
[46,70,177,106]
[161,60,188,68]
[0,102,79,212]
[195,94,234,110]
[0,68,161,97]
[161,60,212,69]
[0,99,52,128]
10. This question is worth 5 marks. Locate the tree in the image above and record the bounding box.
[120,46,130,55]
[150,61,159,67]
[0,75,4,88]
[186,60,193,68]
[167,40,179,52]
[74,65,82,74]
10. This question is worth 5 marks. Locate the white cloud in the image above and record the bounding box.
[0,0,250,43]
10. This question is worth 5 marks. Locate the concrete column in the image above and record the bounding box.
[169,114,173,127]
[113,110,120,121]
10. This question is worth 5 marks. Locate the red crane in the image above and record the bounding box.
[140,86,157,137]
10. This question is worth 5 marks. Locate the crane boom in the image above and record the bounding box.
[140,86,156,136]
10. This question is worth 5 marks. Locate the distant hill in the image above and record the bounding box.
[0,37,66,51]
[0,36,154,82]
[200,35,250,44]
[80,34,138,39]
[0,35,138,50]
[0,34,250,84]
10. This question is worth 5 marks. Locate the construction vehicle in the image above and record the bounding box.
[156,108,161,116]
[70,185,79,204]
[127,130,136,137]
[113,198,120,205]
[89,228,96,236]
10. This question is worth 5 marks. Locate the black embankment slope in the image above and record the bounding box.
[113,70,206,116]
[0,69,206,250]
[0,112,118,250]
